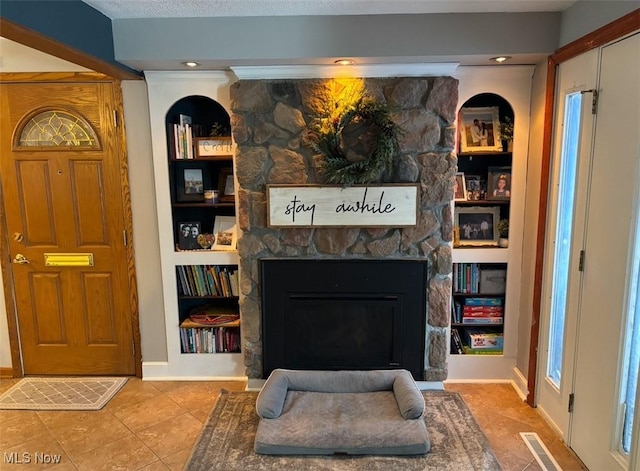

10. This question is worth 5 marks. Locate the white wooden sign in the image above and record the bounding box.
[195,137,233,157]
[267,184,418,227]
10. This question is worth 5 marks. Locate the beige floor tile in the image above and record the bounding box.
[0,411,49,449]
[161,448,193,471]
[163,383,225,412]
[44,410,132,460]
[143,382,189,393]
[136,460,171,471]
[72,435,157,471]
[102,379,163,415]
[113,395,185,433]
[0,435,77,471]
[189,404,215,423]
[136,413,202,459]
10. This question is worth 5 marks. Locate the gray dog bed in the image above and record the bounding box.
[254,369,430,455]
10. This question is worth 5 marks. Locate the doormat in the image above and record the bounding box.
[185,390,503,470]
[0,377,128,411]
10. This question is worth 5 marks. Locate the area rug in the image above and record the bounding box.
[0,377,128,411]
[185,390,503,470]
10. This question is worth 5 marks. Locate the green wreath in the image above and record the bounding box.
[308,98,402,185]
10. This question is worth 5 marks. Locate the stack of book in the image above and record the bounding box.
[173,114,194,159]
[176,265,239,297]
[462,297,503,325]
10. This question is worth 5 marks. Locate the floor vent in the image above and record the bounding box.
[520,432,563,471]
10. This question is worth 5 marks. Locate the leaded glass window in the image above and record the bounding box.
[18,110,98,148]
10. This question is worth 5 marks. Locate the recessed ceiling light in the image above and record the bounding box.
[334,59,355,66]
[490,56,512,63]
[182,61,200,68]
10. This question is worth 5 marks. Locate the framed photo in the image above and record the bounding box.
[178,222,201,250]
[212,216,237,251]
[487,166,512,200]
[218,168,235,202]
[454,206,500,246]
[454,172,467,201]
[459,106,502,152]
[464,174,486,201]
[177,168,205,202]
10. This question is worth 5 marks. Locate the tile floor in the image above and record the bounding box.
[0,378,587,470]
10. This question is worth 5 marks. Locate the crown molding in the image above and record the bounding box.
[230,63,460,80]
[143,70,235,84]
[454,65,536,79]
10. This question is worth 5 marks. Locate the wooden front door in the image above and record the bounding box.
[0,78,137,375]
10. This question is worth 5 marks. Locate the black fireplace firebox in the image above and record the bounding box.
[261,259,428,380]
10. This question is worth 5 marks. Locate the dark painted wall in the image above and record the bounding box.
[1,0,140,74]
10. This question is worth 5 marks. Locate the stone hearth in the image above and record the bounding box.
[230,77,458,381]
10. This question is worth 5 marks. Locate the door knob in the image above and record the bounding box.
[12,254,30,264]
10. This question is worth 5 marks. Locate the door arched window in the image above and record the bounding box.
[17,109,99,148]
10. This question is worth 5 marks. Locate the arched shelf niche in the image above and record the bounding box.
[459,93,514,153]
[165,95,231,146]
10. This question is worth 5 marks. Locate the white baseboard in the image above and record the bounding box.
[444,378,512,384]
[141,361,247,382]
[536,403,564,438]
[511,366,529,401]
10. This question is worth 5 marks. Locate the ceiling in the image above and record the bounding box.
[82,0,576,19]
[1,1,577,75]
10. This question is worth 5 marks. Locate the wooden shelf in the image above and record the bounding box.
[180,319,240,329]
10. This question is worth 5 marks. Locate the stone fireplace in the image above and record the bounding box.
[230,77,458,381]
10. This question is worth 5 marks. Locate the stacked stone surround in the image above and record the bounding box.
[230,77,458,381]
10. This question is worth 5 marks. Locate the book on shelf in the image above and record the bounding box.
[176,265,239,297]
[451,328,464,354]
[462,347,503,355]
[180,326,240,354]
[464,297,503,306]
[173,114,194,159]
[462,306,503,317]
[462,317,503,325]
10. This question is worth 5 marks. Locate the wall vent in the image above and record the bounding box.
[519,432,563,471]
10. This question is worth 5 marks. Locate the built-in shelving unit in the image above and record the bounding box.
[449,66,534,383]
[144,71,245,380]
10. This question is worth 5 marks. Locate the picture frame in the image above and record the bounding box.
[218,168,235,202]
[454,206,500,246]
[195,136,233,158]
[212,216,237,251]
[454,172,467,201]
[459,106,502,152]
[464,174,485,201]
[176,168,205,202]
[487,166,512,201]
[177,221,201,250]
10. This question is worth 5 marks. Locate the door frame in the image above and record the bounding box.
[528,9,640,406]
[0,71,142,378]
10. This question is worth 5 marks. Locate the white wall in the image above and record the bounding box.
[516,58,548,392]
[121,81,168,362]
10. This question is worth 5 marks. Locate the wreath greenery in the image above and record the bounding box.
[308,98,402,185]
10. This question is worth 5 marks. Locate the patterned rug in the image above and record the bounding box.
[0,377,128,411]
[186,390,503,470]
